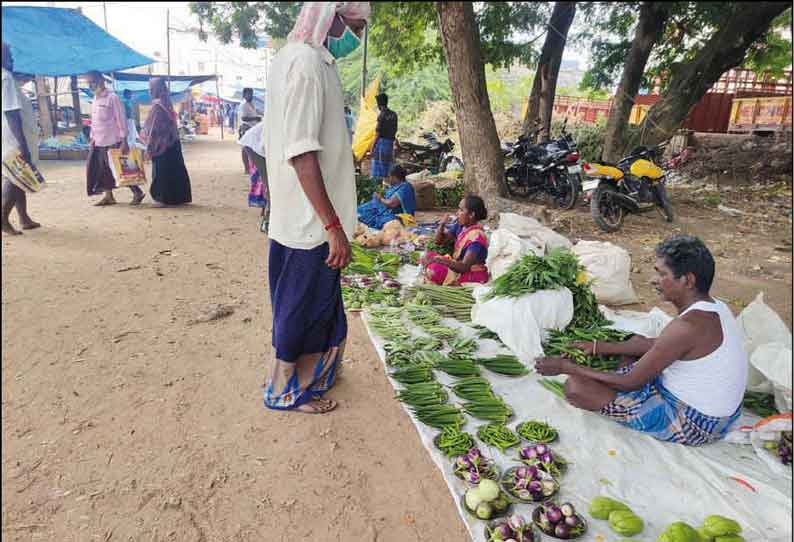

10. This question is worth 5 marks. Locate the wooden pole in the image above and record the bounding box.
[52,76,59,135]
[35,76,54,138]
[70,75,82,129]
[215,48,223,140]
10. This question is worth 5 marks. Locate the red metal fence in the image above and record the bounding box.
[552,69,793,133]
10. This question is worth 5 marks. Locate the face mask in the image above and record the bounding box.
[327,24,361,59]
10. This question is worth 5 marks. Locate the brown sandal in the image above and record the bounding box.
[295,398,337,414]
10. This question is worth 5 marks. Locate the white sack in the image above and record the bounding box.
[498,213,572,252]
[485,229,544,280]
[600,306,673,338]
[750,343,793,413]
[737,293,792,395]
[471,286,573,363]
[572,240,639,306]
[406,169,432,182]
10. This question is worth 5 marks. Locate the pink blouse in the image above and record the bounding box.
[90,90,126,147]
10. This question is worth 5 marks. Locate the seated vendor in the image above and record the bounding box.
[535,235,747,446]
[424,195,490,286]
[357,164,416,229]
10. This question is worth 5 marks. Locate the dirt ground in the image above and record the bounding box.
[2,133,791,541]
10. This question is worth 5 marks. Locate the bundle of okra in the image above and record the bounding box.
[543,327,633,371]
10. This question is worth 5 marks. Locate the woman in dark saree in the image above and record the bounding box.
[141,78,192,205]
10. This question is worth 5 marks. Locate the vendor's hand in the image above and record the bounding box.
[534,356,573,376]
[570,341,596,356]
[326,228,352,270]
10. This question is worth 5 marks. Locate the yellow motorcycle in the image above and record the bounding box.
[582,142,674,232]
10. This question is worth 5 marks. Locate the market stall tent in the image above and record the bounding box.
[1,6,154,76]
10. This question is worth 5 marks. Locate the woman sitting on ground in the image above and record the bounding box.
[424,195,489,286]
[535,235,747,446]
[357,164,416,229]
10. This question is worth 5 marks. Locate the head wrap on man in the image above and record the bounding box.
[287,2,371,49]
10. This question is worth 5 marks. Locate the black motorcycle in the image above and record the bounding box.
[503,121,580,210]
[396,132,463,174]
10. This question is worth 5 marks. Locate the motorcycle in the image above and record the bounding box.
[503,119,581,210]
[582,142,674,232]
[396,132,463,174]
[178,116,197,142]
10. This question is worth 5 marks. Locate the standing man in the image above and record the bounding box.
[344,105,355,139]
[369,92,398,180]
[263,1,371,414]
[1,42,41,235]
[238,87,261,173]
[85,71,144,206]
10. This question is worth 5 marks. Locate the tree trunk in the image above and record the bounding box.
[70,75,82,129]
[522,2,576,141]
[436,1,506,206]
[35,76,54,139]
[602,2,669,162]
[629,1,788,150]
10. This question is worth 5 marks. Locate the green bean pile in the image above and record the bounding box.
[436,426,476,457]
[395,382,448,408]
[516,420,558,443]
[411,404,465,429]
[483,248,582,301]
[407,284,474,322]
[436,357,481,378]
[476,355,529,376]
[390,365,434,385]
[462,397,513,423]
[539,379,566,399]
[450,377,496,401]
[477,423,521,452]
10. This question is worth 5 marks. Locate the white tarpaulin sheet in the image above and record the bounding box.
[362,311,793,542]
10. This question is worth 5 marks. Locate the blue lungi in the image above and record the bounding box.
[264,240,347,410]
[370,138,394,178]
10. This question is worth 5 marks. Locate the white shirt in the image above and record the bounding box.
[239,100,258,125]
[2,69,38,164]
[237,119,266,158]
[661,299,748,417]
[264,42,356,250]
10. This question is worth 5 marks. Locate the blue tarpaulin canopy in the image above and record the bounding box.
[1,6,153,76]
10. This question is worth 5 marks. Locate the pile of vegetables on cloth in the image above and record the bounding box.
[357,239,767,541]
[352,219,419,248]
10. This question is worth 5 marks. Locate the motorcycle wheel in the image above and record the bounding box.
[591,183,626,232]
[653,183,675,223]
[552,172,579,210]
[440,155,463,173]
[505,169,534,199]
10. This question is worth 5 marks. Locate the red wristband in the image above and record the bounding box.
[324,217,342,231]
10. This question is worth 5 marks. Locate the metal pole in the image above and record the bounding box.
[103,2,108,29]
[166,9,172,92]
[215,48,223,140]
[360,25,368,97]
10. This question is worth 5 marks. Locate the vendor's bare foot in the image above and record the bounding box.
[295,398,337,414]
[94,195,116,206]
[2,222,22,235]
[21,220,41,230]
[131,192,146,206]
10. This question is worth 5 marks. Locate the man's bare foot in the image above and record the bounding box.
[94,196,116,206]
[295,398,337,414]
[1,222,22,235]
[21,220,41,230]
[131,192,146,206]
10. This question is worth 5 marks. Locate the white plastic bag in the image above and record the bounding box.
[750,343,793,413]
[485,229,544,280]
[498,213,572,252]
[572,240,639,306]
[737,293,792,397]
[749,414,793,480]
[406,169,432,182]
[471,286,573,363]
[599,306,673,338]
